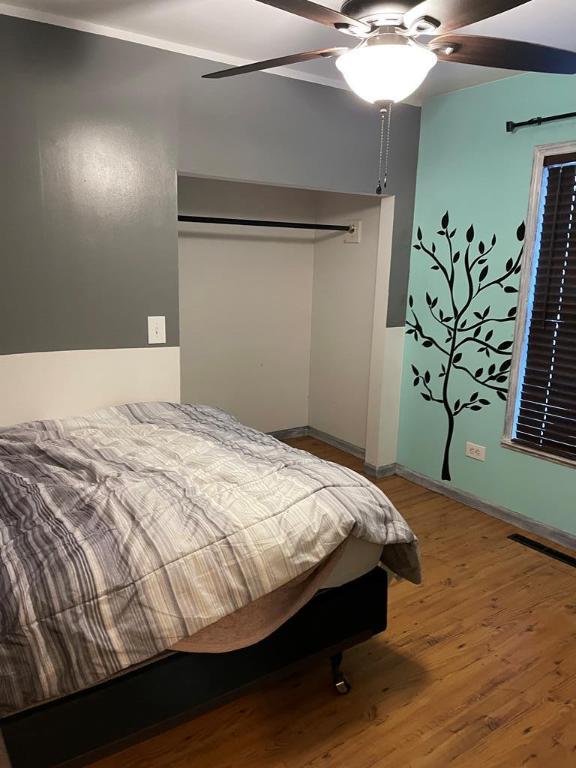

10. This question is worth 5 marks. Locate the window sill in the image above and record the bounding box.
[501,437,576,470]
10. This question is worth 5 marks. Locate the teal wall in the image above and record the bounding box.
[398,72,576,536]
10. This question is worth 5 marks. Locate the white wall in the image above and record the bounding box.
[178,178,315,433]
[309,194,384,450]
[0,347,180,427]
[365,197,405,470]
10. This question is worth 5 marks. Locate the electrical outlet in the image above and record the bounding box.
[344,220,362,244]
[465,442,486,462]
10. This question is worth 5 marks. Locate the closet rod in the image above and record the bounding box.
[178,215,353,233]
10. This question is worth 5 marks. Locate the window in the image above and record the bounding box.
[505,143,576,465]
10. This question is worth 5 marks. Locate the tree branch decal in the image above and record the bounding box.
[407,213,525,481]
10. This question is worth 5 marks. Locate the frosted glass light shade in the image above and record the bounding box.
[336,42,437,104]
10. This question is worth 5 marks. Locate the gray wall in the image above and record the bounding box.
[0,14,420,356]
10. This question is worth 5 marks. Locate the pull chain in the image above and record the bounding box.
[376,102,392,196]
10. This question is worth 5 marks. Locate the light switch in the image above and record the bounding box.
[148,316,166,345]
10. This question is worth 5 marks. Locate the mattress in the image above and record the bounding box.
[323,537,383,588]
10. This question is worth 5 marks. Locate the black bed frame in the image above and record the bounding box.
[0,567,388,768]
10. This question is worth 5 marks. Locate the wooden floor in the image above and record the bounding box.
[91,438,576,768]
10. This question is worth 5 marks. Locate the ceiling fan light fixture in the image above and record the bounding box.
[336,38,437,104]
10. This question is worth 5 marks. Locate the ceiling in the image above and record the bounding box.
[2,0,575,104]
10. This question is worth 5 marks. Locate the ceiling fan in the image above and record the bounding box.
[202,1,576,105]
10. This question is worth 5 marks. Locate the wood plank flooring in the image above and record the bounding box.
[91,437,576,768]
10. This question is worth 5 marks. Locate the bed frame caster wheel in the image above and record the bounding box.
[334,675,352,695]
[330,652,351,695]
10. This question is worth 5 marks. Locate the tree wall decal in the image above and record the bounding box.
[407,213,525,481]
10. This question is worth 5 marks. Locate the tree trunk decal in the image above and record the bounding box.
[407,213,525,481]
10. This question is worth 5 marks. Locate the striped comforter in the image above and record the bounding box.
[0,402,420,716]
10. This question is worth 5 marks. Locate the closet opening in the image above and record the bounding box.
[177,175,399,471]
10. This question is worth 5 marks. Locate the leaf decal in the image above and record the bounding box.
[442,211,450,229]
[466,225,475,243]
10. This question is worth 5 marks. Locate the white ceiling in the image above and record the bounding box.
[1,0,575,104]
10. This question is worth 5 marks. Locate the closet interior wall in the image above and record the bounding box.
[177,175,390,449]
[310,194,383,451]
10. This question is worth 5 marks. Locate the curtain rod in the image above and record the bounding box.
[506,111,576,133]
[178,215,353,233]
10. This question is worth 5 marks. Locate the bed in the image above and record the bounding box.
[0,402,420,767]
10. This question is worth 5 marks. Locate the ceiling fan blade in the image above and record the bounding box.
[255,0,371,34]
[203,47,348,79]
[405,0,531,34]
[430,34,576,74]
